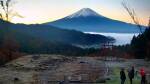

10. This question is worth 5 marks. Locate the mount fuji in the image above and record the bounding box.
[45,8,144,33]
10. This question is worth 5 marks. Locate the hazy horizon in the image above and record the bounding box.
[85,32,139,45]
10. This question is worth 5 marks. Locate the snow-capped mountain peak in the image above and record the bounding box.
[46,8,142,33]
[67,8,101,18]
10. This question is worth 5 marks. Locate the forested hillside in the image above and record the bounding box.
[131,26,150,60]
[0,19,112,65]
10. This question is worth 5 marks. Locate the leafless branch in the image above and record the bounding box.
[0,0,22,21]
[0,13,3,18]
[122,0,143,33]
[148,17,150,28]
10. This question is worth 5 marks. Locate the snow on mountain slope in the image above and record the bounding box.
[66,8,102,18]
[45,8,145,33]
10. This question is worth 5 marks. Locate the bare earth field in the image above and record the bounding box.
[0,55,150,84]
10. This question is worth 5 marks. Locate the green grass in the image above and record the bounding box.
[106,67,141,84]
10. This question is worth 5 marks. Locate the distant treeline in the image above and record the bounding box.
[0,19,110,56]
[0,20,105,65]
[130,27,150,60]
[110,26,150,60]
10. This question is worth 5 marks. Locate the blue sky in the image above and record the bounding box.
[12,0,150,25]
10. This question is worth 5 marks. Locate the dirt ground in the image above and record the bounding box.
[0,55,150,84]
[0,55,106,84]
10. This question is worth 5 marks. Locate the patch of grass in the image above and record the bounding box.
[106,67,141,84]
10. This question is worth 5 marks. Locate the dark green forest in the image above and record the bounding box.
[130,26,150,60]
[0,20,104,65]
[109,22,150,60]
[0,18,149,66]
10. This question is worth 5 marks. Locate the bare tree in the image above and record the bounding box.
[0,0,22,65]
[0,0,23,21]
[148,17,150,28]
[122,0,143,33]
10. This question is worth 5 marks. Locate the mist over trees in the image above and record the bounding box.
[0,0,149,66]
[120,0,150,60]
[102,1,150,60]
[0,18,111,65]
